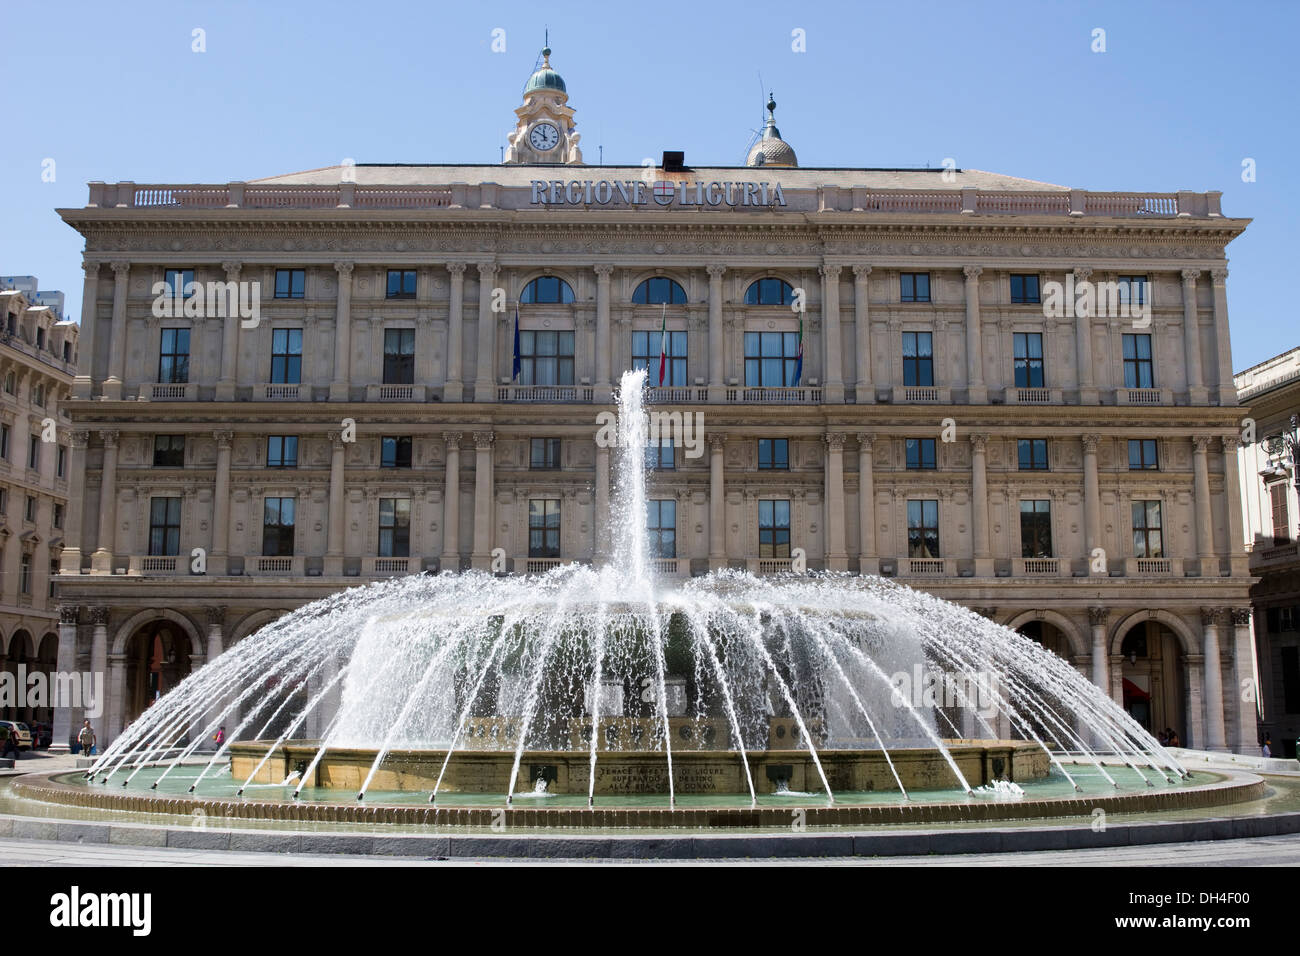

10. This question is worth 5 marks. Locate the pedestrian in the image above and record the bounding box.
[1168,730,1181,748]
[1262,735,1272,758]
[77,720,96,757]
[213,726,225,747]
[1,727,18,760]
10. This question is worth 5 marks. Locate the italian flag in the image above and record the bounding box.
[657,303,668,386]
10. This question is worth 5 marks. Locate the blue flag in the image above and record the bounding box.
[792,314,804,386]
[511,305,521,381]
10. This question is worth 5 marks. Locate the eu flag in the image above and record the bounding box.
[792,314,804,386]
[511,305,521,381]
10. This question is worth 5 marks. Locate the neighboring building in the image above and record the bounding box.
[1236,347,1300,756]
[52,47,1257,754]
[0,281,79,733]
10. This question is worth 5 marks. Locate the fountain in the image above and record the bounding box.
[78,369,1192,822]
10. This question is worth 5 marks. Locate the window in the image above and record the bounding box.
[518,330,575,386]
[52,503,63,529]
[382,329,415,384]
[3,372,13,394]
[744,332,801,387]
[744,277,795,306]
[270,329,302,384]
[19,554,30,595]
[48,561,57,598]
[632,330,688,387]
[1128,439,1159,470]
[262,497,296,556]
[1131,500,1163,558]
[1020,500,1053,558]
[378,498,411,557]
[0,424,8,460]
[1017,439,1049,471]
[158,328,191,384]
[1010,274,1041,304]
[648,499,676,558]
[56,446,66,478]
[1122,334,1154,388]
[266,436,298,468]
[900,273,930,303]
[902,332,934,386]
[153,435,185,467]
[758,438,789,470]
[381,436,412,469]
[633,277,686,304]
[24,495,35,522]
[274,269,305,299]
[386,270,417,299]
[1119,275,1149,307]
[528,499,561,558]
[27,435,39,470]
[148,497,182,556]
[758,500,791,558]
[1270,482,1291,544]
[62,342,71,362]
[529,438,561,470]
[646,437,674,470]
[520,276,575,304]
[905,438,937,470]
[1013,332,1044,387]
[907,500,940,558]
[163,269,194,299]
[35,327,45,350]
[31,384,44,407]
[0,489,6,514]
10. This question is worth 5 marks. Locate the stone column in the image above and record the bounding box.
[329,262,354,401]
[323,430,346,575]
[73,258,100,399]
[1181,269,1206,403]
[1200,608,1228,752]
[1230,608,1257,754]
[709,434,726,569]
[820,264,844,402]
[214,261,242,400]
[595,264,613,400]
[1192,436,1214,576]
[824,433,848,570]
[1082,434,1103,576]
[1073,268,1098,404]
[853,265,873,403]
[707,266,726,401]
[474,262,498,400]
[963,266,986,403]
[970,434,992,575]
[444,263,466,401]
[106,652,127,743]
[209,430,232,575]
[204,607,227,745]
[1210,268,1235,405]
[1221,437,1250,576]
[88,605,109,744]
[50,605,80,753]
[102,262,130,400]
[59,430,90,573]
[594,444,610,563]
[857,434,876,574]
[90,430,120,574]
[470,431,494,570]
[441,433,462,571]
[1088,607,1110,692]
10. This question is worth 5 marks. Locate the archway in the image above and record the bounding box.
[3,630,34,723]
[1117,620,1185,743]
[1011,621,1077,748]
[121,620,194,732]
[33,632,58,732]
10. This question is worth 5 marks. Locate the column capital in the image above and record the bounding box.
[709,433,726,452]
[819,263,842,280]
[1193,435,1211,453]
[824,432,846,450]
[446,261,467,277]
[69,429,91,449]
[853,264,873,280]
[443,431,462,450]
[1081,434,1101,453]
[110,261,130,278]
[476,260,498,278]
[1181,268,1200,284]
[82,257,102,274]
[334,261,354,277]
[327,429,346,446]
[963,265,983,280]
[212,429,233,447]
[706,265,727,280]
[856,432,875,449]
[1231,607,1252,627]
[972,607,998,619]
[205,605,227,627]
[1200,606,1222,627]
[221,260,242,280]
[1088,606,1110,626]
[1210,267,1229,284]
[1072,267,1093,282]
[58,605,81,625]
[1221,435,1239,454]
[969,433,989,453]
[88,605,111,626]
[594,264,614,279]
[473,430,495,450]
[99,429,120,447]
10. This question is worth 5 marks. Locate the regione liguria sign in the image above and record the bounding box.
[530,179,787,208]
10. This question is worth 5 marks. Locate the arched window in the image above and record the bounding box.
[520,276,575,304]
[632,277,686,305]
[744,277,795,306]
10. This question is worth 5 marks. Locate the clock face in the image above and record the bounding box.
[529,122,560,151]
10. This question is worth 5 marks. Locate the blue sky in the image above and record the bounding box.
[2,0,1294,369]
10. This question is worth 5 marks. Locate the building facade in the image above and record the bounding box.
[0,280,79,731]
[52,50,1257,753]
[1236,347,1300,756]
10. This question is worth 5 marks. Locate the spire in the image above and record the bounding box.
[747,91,798,168]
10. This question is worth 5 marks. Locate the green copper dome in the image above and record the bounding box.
[524,47,566,95]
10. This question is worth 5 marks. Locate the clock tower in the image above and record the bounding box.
[504,46,583,165]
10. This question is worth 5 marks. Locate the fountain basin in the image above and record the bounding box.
[228,740,1050,795]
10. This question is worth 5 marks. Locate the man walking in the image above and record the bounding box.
[77,720,96,757]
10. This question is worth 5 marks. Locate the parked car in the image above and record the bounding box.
[0,721,32,750]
